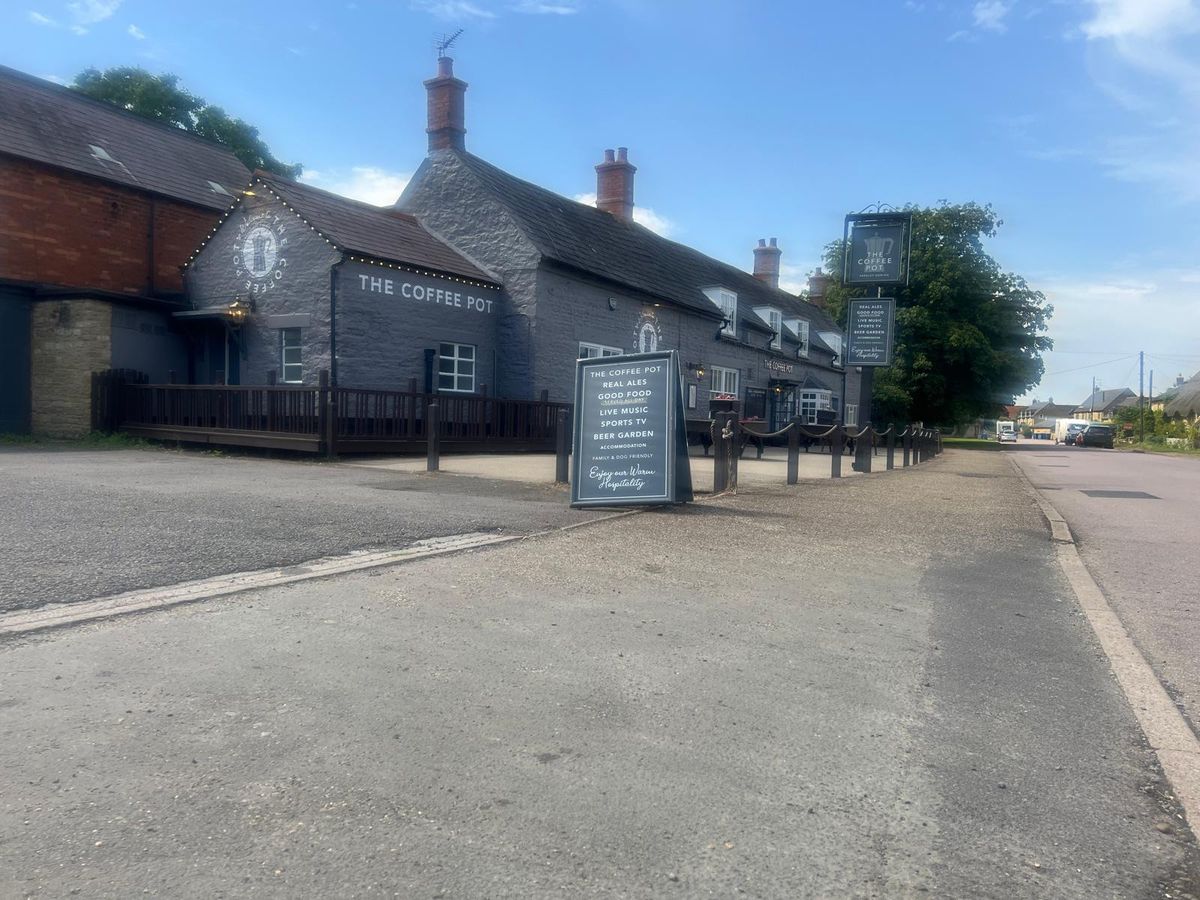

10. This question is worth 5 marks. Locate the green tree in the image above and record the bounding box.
[73,67,301,178]
[820,203,1052,426]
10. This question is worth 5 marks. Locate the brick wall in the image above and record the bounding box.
[0,156,222,295]
[30,299,111,437]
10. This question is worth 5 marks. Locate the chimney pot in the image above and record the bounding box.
[595,147,637,221]
[752,237,783,290]
[424,56,467,153]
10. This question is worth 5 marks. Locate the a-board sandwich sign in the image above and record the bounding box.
[843,212,911,286]
[846,298,896,367]
[570,350,693,508]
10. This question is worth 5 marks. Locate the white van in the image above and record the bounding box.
[1053,418,1090,444]
[996,420,1017,443]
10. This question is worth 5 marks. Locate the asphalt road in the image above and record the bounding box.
[2,448,1197,897]
[0,446,600,613]
[1009,441,1200,740]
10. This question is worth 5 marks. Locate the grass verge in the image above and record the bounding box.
[941,437,1002,451]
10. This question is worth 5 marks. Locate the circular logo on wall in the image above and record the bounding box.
[634,310,662,353]
[233,213,289,294]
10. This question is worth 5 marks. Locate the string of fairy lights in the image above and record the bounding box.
[183,176,498,292]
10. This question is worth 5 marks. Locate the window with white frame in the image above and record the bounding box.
[704,287,738,337]
[755,307,783,350]
[437,342,476,393]
[788,318,810,358]
[280,328,302,383]
[798,389,832,424]
[710,365,739,397]
[845,403,858,426]
[578,341,623,359]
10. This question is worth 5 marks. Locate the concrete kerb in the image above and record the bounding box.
[1008,455,1200,833]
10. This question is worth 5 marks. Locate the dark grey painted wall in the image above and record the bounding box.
[110,306,189,383]
[336,259,502,392]
[185,196,340,384]
[399,150,859,416]
[0,287,31,433]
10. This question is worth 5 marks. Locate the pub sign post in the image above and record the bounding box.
[842,209,910,472]
[570,350,693,508]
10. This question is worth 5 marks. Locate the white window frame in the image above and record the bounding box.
[755,306,783,351]
[704,287,738,337]
[710,365,739,398]
[845,403,858,427]
[578,341,623,359]
[788,318,810,358]
[437,342,476,393]
[280,328,302,383]
[798,389,832,424]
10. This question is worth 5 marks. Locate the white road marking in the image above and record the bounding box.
[0,532,517,638]
[1010,456,1200,831]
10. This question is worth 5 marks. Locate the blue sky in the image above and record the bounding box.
[7,0,1200,406]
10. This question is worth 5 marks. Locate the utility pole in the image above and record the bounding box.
[1091,376,1097,419]
[1139,351,1145,443]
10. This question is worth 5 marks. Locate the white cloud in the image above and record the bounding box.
[777,263,817,296]
[411,0,496,19]
[28,10,58,26]
[41,73,70,85]
[973,0,1011,32]
[1082,0,1198,39]
[1073,0,1200,200]
[301,167,412,207]
[512,0,580,12]
[127,23,144,39]
[573,191,674,237]
[65,0,120,33]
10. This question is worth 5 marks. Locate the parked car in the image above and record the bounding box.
[998,430,1018,443]
[1063,423,1087,446]
[1078,424,1115,449]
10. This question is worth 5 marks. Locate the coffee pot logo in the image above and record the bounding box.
[864,234,894,258]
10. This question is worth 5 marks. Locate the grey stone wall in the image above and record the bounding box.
[398,152,541,398]
[185,196,340,384]
[336,259,501,392]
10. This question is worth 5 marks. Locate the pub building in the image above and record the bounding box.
[181,57,858,429]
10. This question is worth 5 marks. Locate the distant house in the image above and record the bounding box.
[1073,388,1137,422]
[1019,400,1076,426]
[1164,371,1200,423]
[0,65,248,435]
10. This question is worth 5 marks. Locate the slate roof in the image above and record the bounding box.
[0,65,248,211]
[1024,401,1077,420]
[1073,388,1136,414]
[256,173,496,284]
[1164,371,1200,420]
[449,151,839,335]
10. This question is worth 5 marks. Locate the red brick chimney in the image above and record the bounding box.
[807,266,832,309]
[595,147,636,221]
[425,56,467,153]
[753,238,782,289]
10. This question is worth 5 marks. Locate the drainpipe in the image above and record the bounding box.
[330,258,344,386]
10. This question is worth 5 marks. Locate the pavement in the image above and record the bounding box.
[2,446,1198,897]
[348,444,865,491]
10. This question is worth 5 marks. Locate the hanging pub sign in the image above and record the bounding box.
[846,298,896,367]
[570,350,693,508]
[843,211,912,285]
